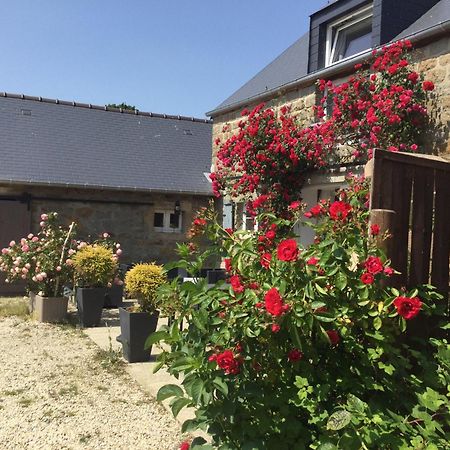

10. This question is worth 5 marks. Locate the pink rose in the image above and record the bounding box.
[27,233,34,239]
[116,249,123,256]
[21,245,29,252]
[56,266,62,272]
[39,221,45,227]
[9,240,16,247]
[32,237,39,242]
[1,248,9,255]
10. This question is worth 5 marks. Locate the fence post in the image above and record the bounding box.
[369,209,396,261]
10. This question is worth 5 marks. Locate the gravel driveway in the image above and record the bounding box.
[0,316,183,450]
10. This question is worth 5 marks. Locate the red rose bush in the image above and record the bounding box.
[150,178,448,449]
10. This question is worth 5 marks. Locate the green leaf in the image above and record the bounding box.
[145,330,170,348]
[317,444,338,450]
[315,283,328,295]
[181,419,199,434]
[213,377,229,396]
[156,384,184,402]
[191,378,205,404]
[335,271,347,290]
[347,394,366,413]
[170,397,191,417]
[327,410,352,431]
[314,313,335,323]
[373,316,382,330]
[171,356,196,371]
[311,301,326,309]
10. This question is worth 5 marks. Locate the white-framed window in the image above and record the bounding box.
[325,4,373,67]
[153,211,182,233]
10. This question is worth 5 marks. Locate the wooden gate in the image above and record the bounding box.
[370,149,450,302]
[0,199,30,295]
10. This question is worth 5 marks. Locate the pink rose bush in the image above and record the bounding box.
[152,178,448,449]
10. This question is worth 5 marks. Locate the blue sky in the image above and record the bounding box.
[0,1,329,118]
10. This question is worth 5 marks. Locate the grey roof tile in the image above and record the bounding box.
[0,95,212,195]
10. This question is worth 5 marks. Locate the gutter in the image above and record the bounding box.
[207,19,450,118]
[0,178,213,197]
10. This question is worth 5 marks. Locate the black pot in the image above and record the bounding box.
[104,284,124,308]
[117,307,159,363]
[76,287,106,327]
[207,269,227,284]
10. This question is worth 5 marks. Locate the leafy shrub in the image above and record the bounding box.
[151,178,449,450]
[125,263,166,313]
[72,244,117,288]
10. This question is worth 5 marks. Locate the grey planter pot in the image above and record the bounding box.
[117,307,159,363]
[29,292,68,323]
[104,284,124,308]
[207,269,227,284]
[76,287,106,328]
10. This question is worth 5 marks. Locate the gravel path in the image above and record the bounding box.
[0,316,183,450]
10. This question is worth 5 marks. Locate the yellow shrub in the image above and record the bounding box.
[125,263,166,313]
[73,245,117,288]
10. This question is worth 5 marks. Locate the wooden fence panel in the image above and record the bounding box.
[371,150,450,302]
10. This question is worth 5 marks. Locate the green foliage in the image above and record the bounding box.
[72,244,117,288]
[153,178,449,449]
[106,103,136,111]
[124,263,166,313]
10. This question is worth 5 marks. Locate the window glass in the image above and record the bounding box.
[169,213,180,229]
[154,212,164,228]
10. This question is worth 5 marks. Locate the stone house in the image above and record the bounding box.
[0,93,212,294]
[207,0,450,243]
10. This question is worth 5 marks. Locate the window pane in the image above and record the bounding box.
[154,212,164,227]
[333,16,372,62]
[169,213,180,229]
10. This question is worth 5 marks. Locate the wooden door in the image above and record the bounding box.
[0,200,30,295]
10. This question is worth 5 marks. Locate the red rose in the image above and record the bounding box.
[364,256,384,274]
[230,275,244,294]
[288,348,303,362]
[264,287,285,316]
[224,258,232,273]
[216,350,241,375]
[265,230,276,240]
[307,257,319,266]
[224,228,234,235]
[260,252,272,269]
[326,330,340,346]
[271,323,280,333]
[408,72,419,83]
[329,201,352,220]
[384,266,394,276]
[393,296,422,319]
[310,204,323,217]
[422,80,435,91]
[277,239,299,262]
[193,218,206,227]
[360,272,374,284]
[289,200,302,210]
[370,224,380,236]
[180,441,190,450]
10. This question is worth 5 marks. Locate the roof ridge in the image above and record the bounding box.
[0,91,212,124]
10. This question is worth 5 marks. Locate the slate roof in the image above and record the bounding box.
[0,94,212,195]
[209,0,450,116]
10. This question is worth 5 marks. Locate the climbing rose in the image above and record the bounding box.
[224,258,232,273]
[364,256,384,274]
[277,239,299,262]
[260,252,272,269]
[288,349,303,362]
[230,275,244,294]
[180,442,190,450]
[422,80,435,91]
[264,287,286,316]
[370,224,380,235]
[307,257,319,266]
[329,201,352,220]
[216,350,240,375]
[393,296,422,319]
[327,330,340,346]
[360,272,374,285]
[271,323,281,333]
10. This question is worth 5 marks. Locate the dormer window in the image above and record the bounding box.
[325,4,373,67]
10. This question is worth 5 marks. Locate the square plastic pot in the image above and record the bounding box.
[76,287,106,328]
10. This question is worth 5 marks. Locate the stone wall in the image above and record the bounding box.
[212,35,450,162]
[0,184,210,265]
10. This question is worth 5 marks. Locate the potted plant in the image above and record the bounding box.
[0,212,76,323]
[118,263,166,362]
[72,244,117,327]
[94,232,125,308]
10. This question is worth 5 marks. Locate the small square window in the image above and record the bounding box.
[326,5,373,67]
[154,212,164,228]
[153,211,182,233]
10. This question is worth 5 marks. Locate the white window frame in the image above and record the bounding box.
[153,210,182,233]
[325,4,373,67]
